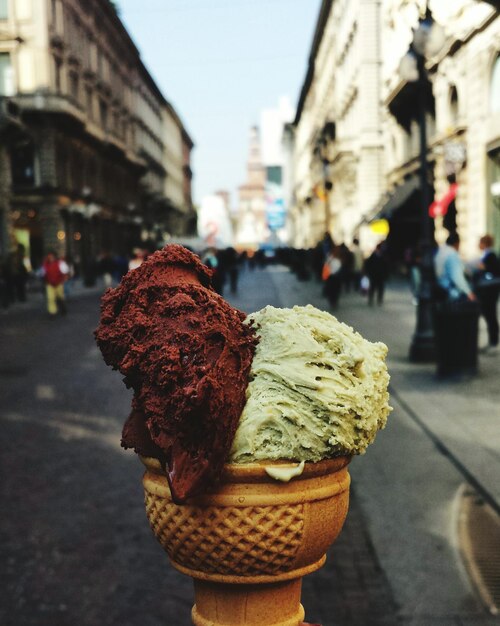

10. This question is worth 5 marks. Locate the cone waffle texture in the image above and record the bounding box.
[141,456,350,584]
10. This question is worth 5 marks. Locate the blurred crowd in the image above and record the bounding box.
[1,234,498,354]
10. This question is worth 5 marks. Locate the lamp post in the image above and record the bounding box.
[399,6,445,362]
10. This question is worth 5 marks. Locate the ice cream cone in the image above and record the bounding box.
[141,455,351,626]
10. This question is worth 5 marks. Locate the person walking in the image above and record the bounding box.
[42,251,69,317]
[202,247,224,295]
[322,246,342,309]
[225,247,240,294]
[473,234,499,353]
[351,238,364,291]
[98,250,116,289]
[339,243,354,293]
[434,233,476,302]
[364,243,389,306]
[128,249,146,271]
[12,244,29,302]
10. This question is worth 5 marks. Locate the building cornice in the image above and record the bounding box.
[164,100,194,148]
[92,0,167,106]
[294,0,333,126]
[428,8,498,71]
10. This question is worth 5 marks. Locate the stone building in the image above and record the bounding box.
[380,0,500,260]
[162,101,196,237]
[291,0,384,249]
[290,0,500,260]
[0,0,194,280]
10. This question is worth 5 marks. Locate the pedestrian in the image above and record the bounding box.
[351,238,364,291]
[202,247,224,294]
[434,233,476,302]
[42,250,69,317]
[472,234,500,353]
[12,244,29,302]
[364,243,389,306]
[98,250,116,288]
[113,253,129,282]
[339,243,354,293]
[129,249,146,271]
[225,247,240,294]
[61,255,75,297]
[322,246,342,309]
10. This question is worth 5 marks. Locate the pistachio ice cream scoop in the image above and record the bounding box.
[229,304,391,463]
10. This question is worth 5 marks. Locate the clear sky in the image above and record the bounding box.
[117,0,322,208]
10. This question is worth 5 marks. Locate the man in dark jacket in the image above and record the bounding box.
[364,243,389,306]
[475,234,500,353]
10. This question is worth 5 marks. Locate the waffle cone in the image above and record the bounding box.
[141,456,350,625]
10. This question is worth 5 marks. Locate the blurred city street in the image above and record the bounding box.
[1,263,499,626]
[1,1,500,624]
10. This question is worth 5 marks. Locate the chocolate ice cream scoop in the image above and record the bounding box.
[95,245,257,502]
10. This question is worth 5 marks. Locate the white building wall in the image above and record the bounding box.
[0,0,50,94]
[356,0,384,232]
[293,0,499,255]
[382,0,499,259]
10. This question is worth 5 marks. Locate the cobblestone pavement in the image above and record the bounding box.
[0,268,400,626]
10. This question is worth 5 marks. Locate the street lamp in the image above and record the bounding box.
[399,6,445,362]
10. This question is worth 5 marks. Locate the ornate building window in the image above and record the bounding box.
[491,54,500,114]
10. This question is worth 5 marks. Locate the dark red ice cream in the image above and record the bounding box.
[95,245,257,502]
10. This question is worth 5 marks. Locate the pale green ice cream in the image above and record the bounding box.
[229,305,391,463]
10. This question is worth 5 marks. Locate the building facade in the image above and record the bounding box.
[161,101,196,238]
[291,0,500,260]
[381,0,500,260]
[292,0,384,249]
[0,0,194,280]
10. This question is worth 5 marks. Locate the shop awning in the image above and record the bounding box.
[380,176,420,218]
[429,183,458,218]
[364,176,420,224]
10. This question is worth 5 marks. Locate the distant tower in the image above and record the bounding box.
[235,126,267,248]
[247,126,266,189]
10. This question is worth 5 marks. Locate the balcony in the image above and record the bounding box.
[13,92,86,126]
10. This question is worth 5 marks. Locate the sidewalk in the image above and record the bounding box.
[228,264,500,624]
